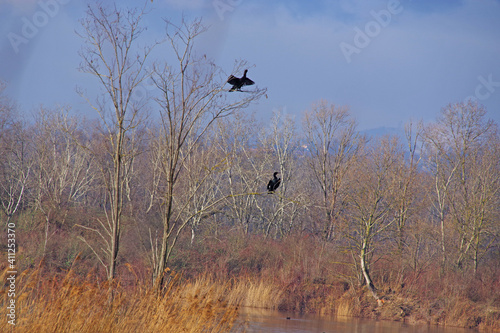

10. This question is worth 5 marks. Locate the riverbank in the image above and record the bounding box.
[4,230,500,331]
[166,232,500,331]
[2,263,498,332]
[228,272,500,331]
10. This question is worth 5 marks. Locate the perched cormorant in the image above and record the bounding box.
[227,69,255,91]
[267,172,281,193]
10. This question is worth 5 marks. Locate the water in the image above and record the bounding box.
[235,307,474,333]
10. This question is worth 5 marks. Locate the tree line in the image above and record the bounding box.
[1,3,499,297]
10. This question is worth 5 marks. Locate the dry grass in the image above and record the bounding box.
[335,296,353,317]
[5,229,500,332]
[0,266,243,333]
[227,279,284,309]
[3,266,499,333]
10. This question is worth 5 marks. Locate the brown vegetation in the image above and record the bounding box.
[0,263,242,333]
[171,231,500,331]
[3,231,498,332]
[1,2,499,332]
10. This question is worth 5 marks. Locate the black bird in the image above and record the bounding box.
[227,69,255,91]
[267,172,281,193]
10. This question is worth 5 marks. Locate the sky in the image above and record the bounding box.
[1,0,500,131]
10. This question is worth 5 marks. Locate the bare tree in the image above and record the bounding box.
[463,131,500,273]
[181,130,227,244]
[0,85,31,226]
[303,101,360,240]
[214,113,269,235]
[424,101,497,271]
[150,18,266,289]
[259,110,300,238]
[31,108,94,255]
[77,3,153,281]
[389,122,423,272]
[424,122,459,269]
[344,136,399,301]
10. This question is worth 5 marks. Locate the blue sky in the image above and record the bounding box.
[1,0,499,131]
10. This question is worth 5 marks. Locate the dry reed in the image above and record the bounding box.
[227,279,284,309]
[0,266,243,333]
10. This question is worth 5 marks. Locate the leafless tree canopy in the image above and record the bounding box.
[2,2,499,305]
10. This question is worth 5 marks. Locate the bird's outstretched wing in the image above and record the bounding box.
[242,77,254,86]
[227,75,239,85]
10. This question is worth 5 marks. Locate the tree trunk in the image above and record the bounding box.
[360,239,380,301]
[154,178,174,291]
[109,127,123,281]
[440,215,446,269]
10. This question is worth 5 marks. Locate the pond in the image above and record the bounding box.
[235,307,474,333]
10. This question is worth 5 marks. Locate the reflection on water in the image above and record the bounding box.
[235,307,474,333]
